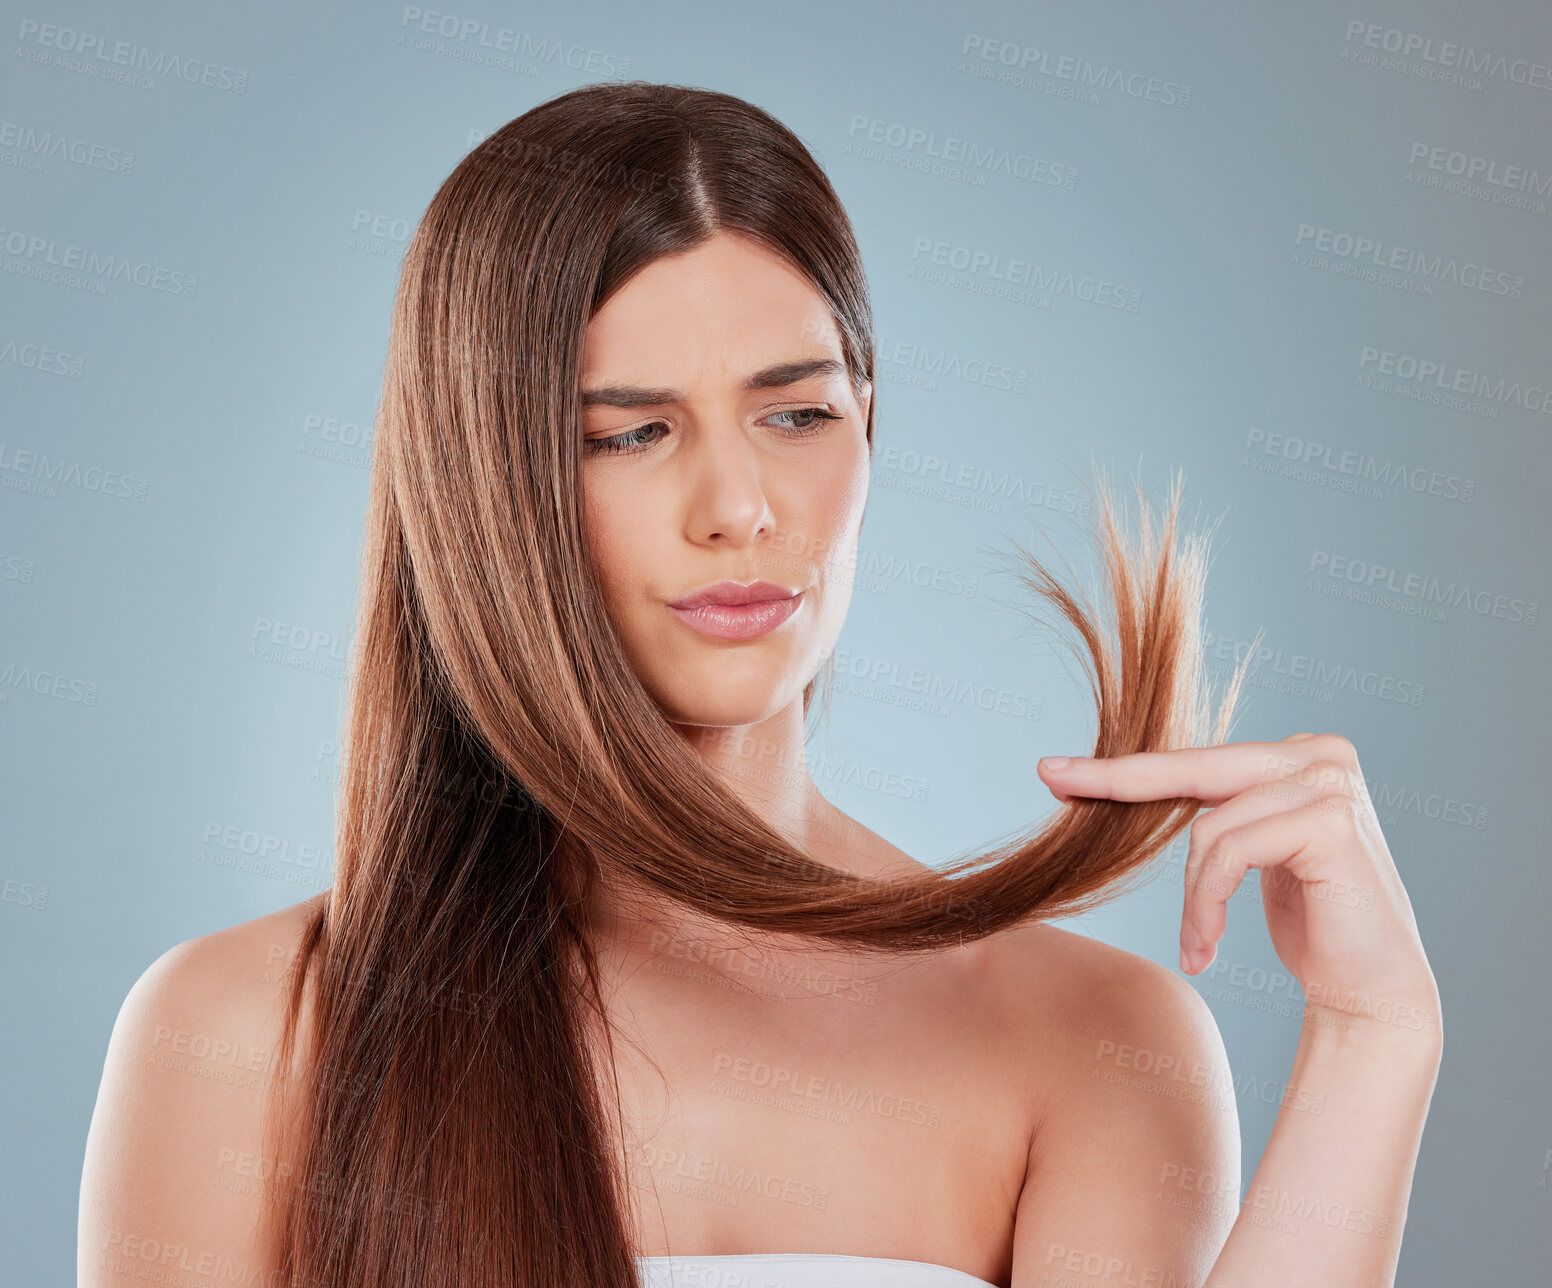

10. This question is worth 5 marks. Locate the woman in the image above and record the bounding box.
[78,82,1442,1288]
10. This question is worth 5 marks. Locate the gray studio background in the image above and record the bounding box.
[3,1,1548,1283]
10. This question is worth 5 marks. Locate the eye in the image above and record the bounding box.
[768,407,845,435]
[582,408,843,457]
[584,422,669,456]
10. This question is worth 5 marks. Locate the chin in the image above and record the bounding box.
[658,689,788,729]
[648,662,801,727]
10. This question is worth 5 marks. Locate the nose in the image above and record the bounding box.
[682,423,777,548]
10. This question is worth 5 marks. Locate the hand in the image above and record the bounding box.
[1037,733,1441,1043]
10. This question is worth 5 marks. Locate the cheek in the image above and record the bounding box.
[798,445,869,561]
[581,481,640,609]
[582,477,679,650]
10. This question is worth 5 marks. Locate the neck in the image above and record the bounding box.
[575,702,929,966]
[678,703,824,851]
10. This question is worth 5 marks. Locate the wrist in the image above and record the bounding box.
[1299,995,1444,1065]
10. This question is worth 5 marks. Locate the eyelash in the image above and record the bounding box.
[584,407,844,456]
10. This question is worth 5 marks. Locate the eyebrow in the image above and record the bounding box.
[581,357,849,410]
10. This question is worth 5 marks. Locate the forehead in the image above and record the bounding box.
[581,230,844,385]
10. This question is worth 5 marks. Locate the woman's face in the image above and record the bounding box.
[579,229,872,728]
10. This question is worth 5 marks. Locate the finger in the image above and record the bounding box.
[1039,733,1360,807]
[1185,758,1357,875]
[1039,767,1073,804]
[1180,798,1353,974]
[1182,766,1360,950]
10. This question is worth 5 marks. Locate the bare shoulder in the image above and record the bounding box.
[987,920,1224,1068]
[78,893,327,1286]
[979,921,1241,1281]
[976,919,1233,1124]
[116,892,325,1027]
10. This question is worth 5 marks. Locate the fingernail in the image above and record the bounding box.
[1039,756,1071,772]
[1179,945,1192,973]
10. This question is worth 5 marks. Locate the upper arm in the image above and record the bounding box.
[1010,953,1241,1288]
[78,928,299,1287]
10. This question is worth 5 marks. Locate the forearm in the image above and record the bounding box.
[1205,1007,1443,1288]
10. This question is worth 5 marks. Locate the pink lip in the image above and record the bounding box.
[667,580,804,641]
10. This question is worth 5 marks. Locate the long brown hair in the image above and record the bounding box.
[263,80,1252,1287]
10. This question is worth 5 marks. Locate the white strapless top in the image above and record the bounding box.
[636,1252,999,1287]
